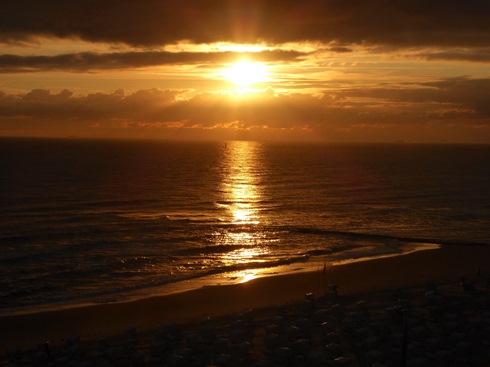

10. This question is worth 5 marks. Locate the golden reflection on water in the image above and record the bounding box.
[217,141,270,282]
[221,141,262,225]
[235,269,267,283]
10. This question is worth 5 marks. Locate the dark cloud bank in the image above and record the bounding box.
[0,50,305,73]
[1,0,489,48]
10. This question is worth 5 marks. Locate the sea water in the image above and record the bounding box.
[1,138,489,313]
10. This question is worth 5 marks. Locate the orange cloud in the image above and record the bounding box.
[1,77,489,143]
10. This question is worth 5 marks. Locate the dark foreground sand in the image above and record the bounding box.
[1,244,489,366]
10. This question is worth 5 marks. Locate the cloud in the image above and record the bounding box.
[338,76,490,118]
[326,47,353,53]
[418,48,490,63]
[1,0,489,49]
[0,50,305,73]
[1,77,489,142]
[0,88,180,120]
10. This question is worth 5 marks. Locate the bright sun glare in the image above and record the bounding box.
[225,60,268,88]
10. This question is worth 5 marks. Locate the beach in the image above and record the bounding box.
[2,0,490,364]
[1,244,489,365]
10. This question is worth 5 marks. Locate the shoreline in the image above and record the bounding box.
[1,244,489,351]
[0,242,440,318]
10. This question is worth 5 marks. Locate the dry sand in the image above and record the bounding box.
[1,244,489,352]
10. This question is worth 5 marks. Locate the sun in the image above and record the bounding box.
[224,60,268,88]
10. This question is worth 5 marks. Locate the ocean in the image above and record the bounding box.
[1,138,489,314]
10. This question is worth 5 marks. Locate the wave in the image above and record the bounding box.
[171,244,253,256]
[1,254,313,312]
[117,212,173,221]
[288,226,490,247]
[115,211,226,225]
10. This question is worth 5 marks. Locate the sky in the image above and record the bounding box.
[1,0,490,143]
